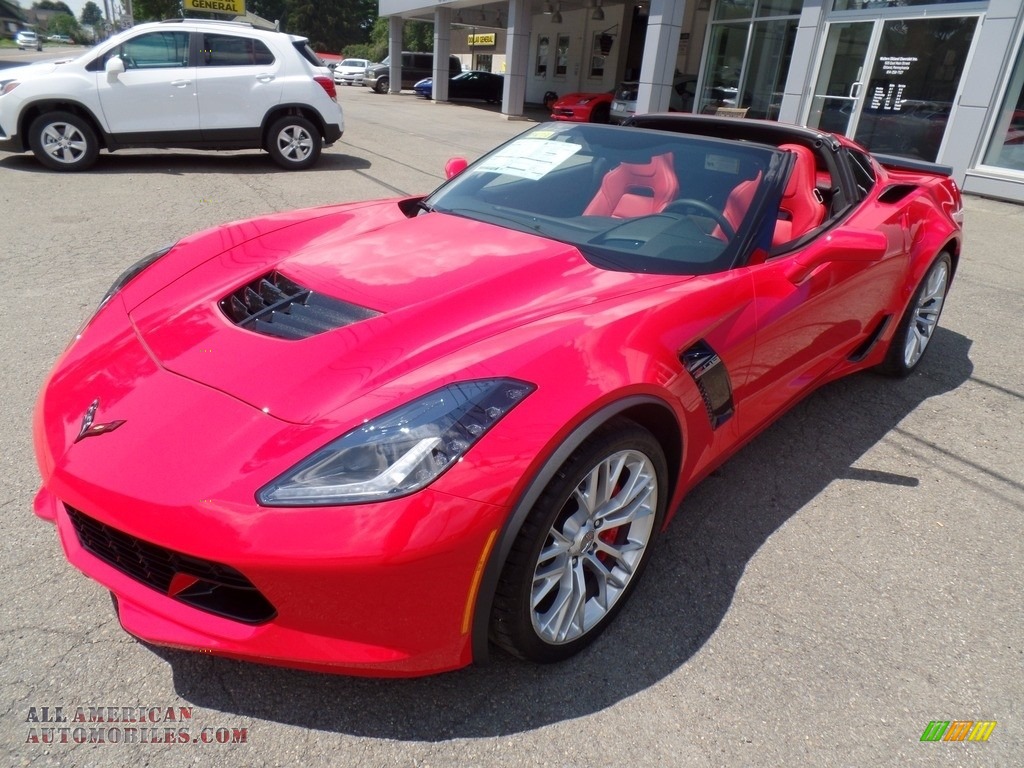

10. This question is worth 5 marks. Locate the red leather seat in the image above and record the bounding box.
[773,143,826,246]
[584,152,679,218]
[714,171,761,240]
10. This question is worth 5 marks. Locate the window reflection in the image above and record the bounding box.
[982,45,1024,172]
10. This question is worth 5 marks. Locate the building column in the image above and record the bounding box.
[636,0,687,115]
[778,0,826,124]
[389,16,403,94]
[433,6,453,103]
[502,0,532,119]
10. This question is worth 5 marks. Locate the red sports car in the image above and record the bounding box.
[34,115,963,677]
[550,90,613,123]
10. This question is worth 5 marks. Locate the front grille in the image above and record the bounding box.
[219,271,379,340]
[66,505,276,625]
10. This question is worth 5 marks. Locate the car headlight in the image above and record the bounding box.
[1,79,20,96]
[97,245,174,311]
[258,378,536,506]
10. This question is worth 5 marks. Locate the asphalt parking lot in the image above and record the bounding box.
[1,79,1022,767]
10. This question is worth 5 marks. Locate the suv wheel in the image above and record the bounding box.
[28,111,99,171]
[374,77,389,94]
[266,115,322,170]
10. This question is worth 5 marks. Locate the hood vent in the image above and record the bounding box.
[220,271,379,340]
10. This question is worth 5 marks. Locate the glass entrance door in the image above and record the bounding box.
[807,15,979,162]
[807,22,873,138]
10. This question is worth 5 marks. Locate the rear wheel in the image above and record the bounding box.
[491,419,667,662]
[266,115,322,170]
[28,111,99,171]
[878,252,952,377]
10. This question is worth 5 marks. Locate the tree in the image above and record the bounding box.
[133,0,182,21]
[33,0,74,13]
[368,16,434,58]
[80,0,103,27]
[47,12,80,37]
[249,0,289,28]
[287,0,379,53]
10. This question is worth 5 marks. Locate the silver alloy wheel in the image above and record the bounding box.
[530,448,658,645]
[903,258,949,368]
[40,121,89,165]
[275,124,314,164]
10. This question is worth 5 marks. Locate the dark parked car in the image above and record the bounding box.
[364,52,463,94]
[412,71,504,103]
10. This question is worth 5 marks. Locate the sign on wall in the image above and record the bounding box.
[184,0,246,16]
[468,33,496,46]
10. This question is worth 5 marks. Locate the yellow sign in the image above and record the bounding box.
[468,33,496,46]
[184,0,246,15]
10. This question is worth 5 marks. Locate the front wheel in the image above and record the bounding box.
[490,419,667,662]
[878,252,952,377]
[266,115,322,170]
[374,77,389,94]
[28,111,99,171]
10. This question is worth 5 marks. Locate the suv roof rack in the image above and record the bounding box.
[160,18,255,28]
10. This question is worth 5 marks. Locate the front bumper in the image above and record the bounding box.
[34,483,501,677]
[31,304,507,677]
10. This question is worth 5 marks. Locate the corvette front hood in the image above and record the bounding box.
[131,207,677,424]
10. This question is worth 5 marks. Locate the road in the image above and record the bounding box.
[1,84,1021,767]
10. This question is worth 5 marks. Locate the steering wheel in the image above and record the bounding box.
[663,198,736,241]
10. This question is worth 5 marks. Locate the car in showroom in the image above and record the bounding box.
[0,19,343,171]
[332,57,368,86]
[33,115,962,677]
[550,90,614,123]
[15,29,42,51]
[412,70,504,102]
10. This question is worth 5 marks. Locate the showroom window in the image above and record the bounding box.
[831,1,970,9]
[981,41,1024,173]
[699,0,800,118]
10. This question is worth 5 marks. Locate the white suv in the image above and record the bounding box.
[0,19,344,170]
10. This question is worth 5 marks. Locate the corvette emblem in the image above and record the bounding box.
[75,399,125,443]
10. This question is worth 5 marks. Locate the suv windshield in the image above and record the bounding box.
[426,123,781,276]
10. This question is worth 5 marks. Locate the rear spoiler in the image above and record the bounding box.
[874,153,952,178]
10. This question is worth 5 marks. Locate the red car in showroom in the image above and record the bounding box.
[550,90,614,123]
[34,115,962,677]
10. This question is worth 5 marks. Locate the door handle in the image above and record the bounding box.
[256,74,275,83]
[848,81,862,99]
[170,79,192,88]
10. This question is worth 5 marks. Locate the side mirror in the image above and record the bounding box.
[445,157,468,179]
[786,229,888,284]
[105,56,125,81]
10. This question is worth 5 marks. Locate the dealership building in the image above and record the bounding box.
[377,0,1024,202]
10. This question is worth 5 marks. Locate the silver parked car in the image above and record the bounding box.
[16,30,42,51]
[333,58,369,86]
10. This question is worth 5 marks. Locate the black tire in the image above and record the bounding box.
[374,77,389,94]
[28,111,99,171]
[877,252,952,377]
[266,115,322,170]
[490,418,668,662]
[591,103,611,124]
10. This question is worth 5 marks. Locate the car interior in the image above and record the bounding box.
[428,120,847,274]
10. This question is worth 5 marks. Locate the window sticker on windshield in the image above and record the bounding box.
[705,154,740,174]
[476,139,582,180]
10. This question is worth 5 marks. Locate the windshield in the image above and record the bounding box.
[425,123,780,275]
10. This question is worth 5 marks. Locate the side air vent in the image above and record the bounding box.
[219,271,379,340]
[680,340,734,429]
[877,184,918,205]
